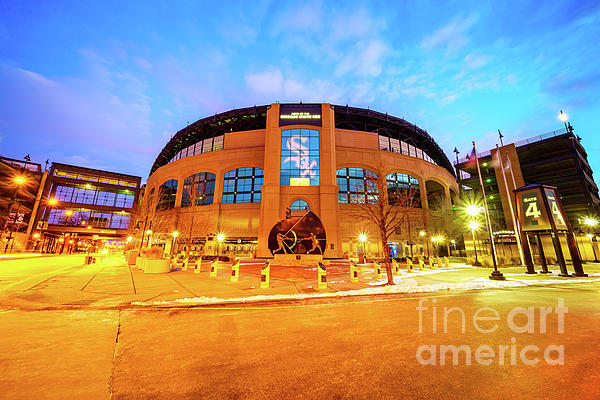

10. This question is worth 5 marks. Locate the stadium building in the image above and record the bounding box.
[144,103,459,259]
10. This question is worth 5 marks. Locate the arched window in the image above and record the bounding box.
[222,167,264,204]
[181,172,216,207]
[386,173,421,207]
[156,179,178,210]
[290,200,309,210]
[336,167,378,204]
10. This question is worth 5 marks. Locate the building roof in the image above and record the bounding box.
[149,103,455,176]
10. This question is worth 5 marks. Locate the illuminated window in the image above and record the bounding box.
[336,168,378,204]
[222,167,264,204]
[280,129,320,186]
[290,200,309,210]
[156,179,178,210]
[182,172,216,207]
[386,173,421,207]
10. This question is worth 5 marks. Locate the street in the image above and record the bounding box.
[1,282,599,399]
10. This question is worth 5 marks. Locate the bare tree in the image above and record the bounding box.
[176,176,213,258]
[346,164,426,285]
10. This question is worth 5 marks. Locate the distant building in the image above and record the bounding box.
[0,156,44,251]
[455,127,600,261]
[32,163,142,253]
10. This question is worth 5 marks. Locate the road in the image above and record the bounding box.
[1,282,599,399]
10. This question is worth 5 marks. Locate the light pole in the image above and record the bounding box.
[420,230,429,258]
[469,220,481,266]
[4,175,28,253]
[171,231,179,255]
[216,232,225,259]
[559,110,569,132]
[583,217,599,262]
[450,239,456,256]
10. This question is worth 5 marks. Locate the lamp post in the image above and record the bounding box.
[4,175,28,253]
[450,239,456,256]
[171,231,179,255]
[420,230,429,258]
[358,233,368,262]
[558,110,569,132]
[583,217,599,263]
[216,232,225,259]
[468,220,482,266]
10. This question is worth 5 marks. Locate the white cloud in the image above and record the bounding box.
[464,52,490,69]
[335,39,388,77]
[420,14,477,52]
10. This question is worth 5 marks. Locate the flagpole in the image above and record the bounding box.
[473,141,505,280]
[495,145,525,266]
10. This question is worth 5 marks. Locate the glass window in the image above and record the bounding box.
[386,172,421,207]
[202,138,213,153]
[390,138,401,153]
[336,168,378,204]
[290,200,309,210]
[222,167,264,204]
[181,172,216,207]
[156,179,178,210]
[280,128,320,186]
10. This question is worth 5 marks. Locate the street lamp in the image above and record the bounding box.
[583,217,599,262]
[172,231,179,255]
[468,220,482,266]
[216,232,225,258]
[558,110,569,131]
[3,175,28,253]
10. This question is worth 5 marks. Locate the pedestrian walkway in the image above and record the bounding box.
[1,254,599,310]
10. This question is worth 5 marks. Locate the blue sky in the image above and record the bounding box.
[1,0,599,180]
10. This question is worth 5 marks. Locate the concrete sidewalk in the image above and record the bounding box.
[1,254,599,310]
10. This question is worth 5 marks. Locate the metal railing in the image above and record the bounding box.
[454,127,569,165]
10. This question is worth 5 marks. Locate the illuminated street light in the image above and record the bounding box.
[33,233,40,239]
[468,220,481,266]
[126,236,133,243]
[48,198,58,206]
[14,176,26,185]
[559,110,569,131]
[465,204,482,217]
[419,231,425,237]
[65,210,73,217]
[583,216,599,262]
[216,233,226,242]
[358,233,368,243]
[146,230,152,235]
[172,231,180,237]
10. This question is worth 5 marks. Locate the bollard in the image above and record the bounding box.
[317,262,327,290]
[350,260,359,283]
[260,261,270,289]
[182,258,189,272]
[373,260,383,279]
[392,259,400,275]
[231,259,240,282]
[210,259,219,277]
[437,256,443,269]
[443,256,449,268]
[407,258,413,273]
[194,257,202,274]
[419,258,425,271]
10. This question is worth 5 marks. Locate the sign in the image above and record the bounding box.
[517,188,551,231]
[7,213,25,225]
[279,104,322,127]
[268,211,326,255]
[544,188,567,230]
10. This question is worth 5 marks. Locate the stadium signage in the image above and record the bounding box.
[279,104,322,127]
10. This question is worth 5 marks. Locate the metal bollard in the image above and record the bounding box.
[407,258,413,273]
[437,256,443,269]
[374,260,383,279]
[194,257,202,274]
[392,259,400,275]
[182,258,189,272]
[350,260,359,283]
[260,261,270,289]
[317,262,327,290]
[210,259,219,277]
[231,259,240,282]
[443,256,449,268]
[419,258,425,270]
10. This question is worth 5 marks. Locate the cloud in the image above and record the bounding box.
[335,39,388,77]
[245,67,344,103]
[542,72,600,96]
[464,52,489,69]
[421,14,477,52]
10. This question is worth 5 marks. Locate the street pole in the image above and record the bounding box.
[471,228,480,265]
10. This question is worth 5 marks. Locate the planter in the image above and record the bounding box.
[144,259,171,274]
[136,256,147,271]
[126,250,138,266]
